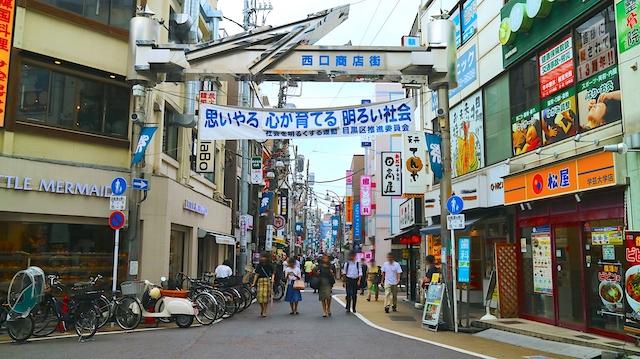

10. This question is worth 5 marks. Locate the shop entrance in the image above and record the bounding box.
[554,225,586,330]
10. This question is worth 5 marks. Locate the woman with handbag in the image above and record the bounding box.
[284,258,303,315]
[316,254,336,318]
[252,253,275,318]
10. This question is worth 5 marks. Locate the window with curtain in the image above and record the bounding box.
[483,74,512,165]
[163,104,179,160]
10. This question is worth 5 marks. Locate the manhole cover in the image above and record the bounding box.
[574,334,597,340]
[389,316,417,322]
[499,320,524,325]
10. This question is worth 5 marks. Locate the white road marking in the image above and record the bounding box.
[332,295,496,359]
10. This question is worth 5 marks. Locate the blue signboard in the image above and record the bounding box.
[425,133,443,179]
[450,45,477,98]
[259,192,273,215]
[295,222,303,235]
[331,215,339,242]
[461,0,477,44]
[132,178,149,191]
[131,126,158,165]
[431,91,438,114]
[353,202,361,240]
[447,195,464,215]
[111,177,127,196]
[458,237,471,283]
[451,7,461,48]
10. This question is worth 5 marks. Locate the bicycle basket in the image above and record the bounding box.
[7,266,45,316]
[121,281,146,299]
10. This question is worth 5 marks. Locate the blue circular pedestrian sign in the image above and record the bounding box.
[109,210,126,230]
[111,177,127,196]
[446,195,464,215]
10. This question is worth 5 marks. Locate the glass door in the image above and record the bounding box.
[554,226,586,329]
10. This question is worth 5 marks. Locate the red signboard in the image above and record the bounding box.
[0,0,15,127]
[539,35,575,99]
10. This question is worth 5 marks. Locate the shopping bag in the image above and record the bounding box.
[293,280,305,290]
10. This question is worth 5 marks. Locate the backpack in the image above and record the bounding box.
[372,271,382,285]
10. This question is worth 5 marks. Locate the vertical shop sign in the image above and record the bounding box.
[450,91,484,177]
[278,190,289,216]
[577,66,622,131]
[452,7,462,48]
[250,156,263,184]
[617,0,640,53]
[345,196,353,224]
[458,237,471,283]
[511,106,542,156]
[539,35,575,99]
[541,88,578,146]
[360,176,372,216]
[381,151,402,196]
[260,192,273,215]
[624,231,640,334]
[353,202,362,252]
[331,215,339,242]
[532,226,553,295]
[346,169,353,196]
[402,132,429,197]
[576,17,616,81]
[461,0,477,44]
[425,133,443,179]
[0,0,15,127]
[597,263,624,316]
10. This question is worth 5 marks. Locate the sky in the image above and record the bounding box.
[217,0,421,210]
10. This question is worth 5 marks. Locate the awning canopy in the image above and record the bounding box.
[197,228,236,245]
[383,227,420,241]
[420,217,482,235]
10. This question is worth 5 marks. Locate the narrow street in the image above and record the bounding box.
[1,292,480,359]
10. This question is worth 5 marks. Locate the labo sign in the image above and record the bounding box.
[0,174,112,198]
[500,0,561,46]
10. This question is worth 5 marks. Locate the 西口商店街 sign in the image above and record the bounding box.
[198,98,416,140]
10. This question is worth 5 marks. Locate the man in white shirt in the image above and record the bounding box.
[342,251,362,313]
[381,252,403,313]
[215,260,233,279]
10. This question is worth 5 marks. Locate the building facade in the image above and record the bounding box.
[0,0,234,291]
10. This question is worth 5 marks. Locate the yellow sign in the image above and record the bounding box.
[431,273,440,284]
[504,152,618,205]
[0,0,15,127]
[345,196,353,224]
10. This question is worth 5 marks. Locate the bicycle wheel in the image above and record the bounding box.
[95,295,112,328]
[32,299,60,337]
[220,290,236,319]
[114,297,141,330]
[239,286,253,310]
[193,293,216,325]
[273,283,285,301]
[74,303,98,340]
[228,288,243,313]
[7,315,34,343]
[209,290,227,320]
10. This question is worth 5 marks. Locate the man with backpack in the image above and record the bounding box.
[366,260,381,302]
[342,251,362,313]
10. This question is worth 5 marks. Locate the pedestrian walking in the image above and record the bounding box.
[359,258,368,295]
[332,256,341,280]
[366,260,381,302]
[303,257,316,286]
[252,253,274,318]
[284,258,302,315]
[381,252,403,313]
[342,251,362,314]
[316,254,336,317]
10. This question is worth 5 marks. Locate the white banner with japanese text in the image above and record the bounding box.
[402,132,430,197]
[198,98,416,140]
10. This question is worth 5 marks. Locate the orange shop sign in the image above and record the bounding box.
[504,152,618,205]
[345,196,353,224]
[0,0,14,127]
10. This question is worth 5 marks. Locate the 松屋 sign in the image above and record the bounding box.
[381,151,402,196]
[402,132,429,197]
[198,98,416,140]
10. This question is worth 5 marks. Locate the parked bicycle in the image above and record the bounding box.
[5,266,45,342]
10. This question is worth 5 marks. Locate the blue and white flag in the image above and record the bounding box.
[198,98,416,140]
[425,133,443,179]
[260,192,274,216]
[131,126,157,165]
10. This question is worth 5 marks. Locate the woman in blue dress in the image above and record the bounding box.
[284,258,302,314]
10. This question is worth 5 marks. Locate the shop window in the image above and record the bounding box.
[39,0,135,30]
[163,104,179,160]
[17,61,129,138]
[520,226,554,321]
[483,74,511,165]
[169,230,186,281]
[509,56,542,156]
[584,219,625,334]
[0,222,127,293]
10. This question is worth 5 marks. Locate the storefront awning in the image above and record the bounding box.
[215,235,236,245]
[420,217,482,235]
[383,227,420,241]
[197,228,236,245]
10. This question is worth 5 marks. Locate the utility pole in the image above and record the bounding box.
[238,0,253,273]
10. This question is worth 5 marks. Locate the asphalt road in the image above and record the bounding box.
[1,292,480,359]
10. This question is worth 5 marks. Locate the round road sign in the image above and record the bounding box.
[109,210,126,230]
[274,215,286,230]
[446,195,464,215]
